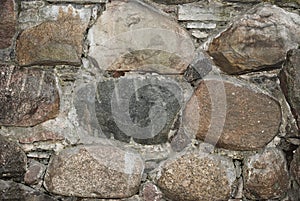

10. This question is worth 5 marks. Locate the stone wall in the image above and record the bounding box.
[0,0,300,200]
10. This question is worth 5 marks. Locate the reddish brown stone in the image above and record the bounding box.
[243,148,289,200]
[24,160,46,185]
[16,5,90,66]
[208,4,300,74]
[0,65,59,127]
[183,77,281,150]
[0,0,16,49]
[141,182,163,201]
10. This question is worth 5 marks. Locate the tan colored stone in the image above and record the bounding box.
[44,144,144,198]
[157,152,236,201]
[183,76,281,150]
[243,148,289,200]
[16,5,90,66]
[0,65,60,127]
[208,4,300,74]
[0,0,16,49]
[88,0,194,74]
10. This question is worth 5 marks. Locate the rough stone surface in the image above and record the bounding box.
[156,152,236,201]
[24,159,46,186]
[0,179,57,201]
[208,4,300,74]
[280,49,300,129]
[0,135,27,182]
[290,147,300,185]
[0,65,60,127]
[0,0,16,49]
[88,0,194,74]
[44,144,144,198]
[85,75,183,144]
[48,0,107,2]
[141,182,163,201]
[16,5,91,66]
[151,0,198,4]
[243,148,289,200]
[183,76,282,150]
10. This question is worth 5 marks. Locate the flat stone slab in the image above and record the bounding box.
[88,0,194,74]
[0,65,59,127]
[44,144,144,198]
[183,76,281,150]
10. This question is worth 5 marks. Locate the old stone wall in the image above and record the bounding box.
[0,0,300,200]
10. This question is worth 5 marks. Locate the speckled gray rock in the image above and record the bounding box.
[44,144,144,198]
[16,5,91,66]
[243,148,289,200]
[0,135,27,182]
[0,179,57,201]
[0,64,60,126]
[183,76,281,150]
[0,0,16,49]
[291,147,300,185]
[280,49,300,129]
[156,152,236,201]
[208,4,300,74]
[93,75,183,144]
[88,0,194,74]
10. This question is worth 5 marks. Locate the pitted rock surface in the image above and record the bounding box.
[157,152,236,201]
[44,144,144,198]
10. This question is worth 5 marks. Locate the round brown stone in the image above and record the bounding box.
[183,76,281,150]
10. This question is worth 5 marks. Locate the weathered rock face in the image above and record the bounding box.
[156,152,236,201]
[0,179,57,201]
[24,159,46,186]
[75,75,183,144]
[0,0,16,49]
[16,5,91,66]
[280,49,300,129]
[88,0,194,74]
[208,4,300,74]
[243,148,289,200]
[0,135,27,182]
[183,77,281,150]
[44,144,144,198]
[0,65,60,127]
[290,147,300,185]
[141,182,163,201]
[151,0,198,4]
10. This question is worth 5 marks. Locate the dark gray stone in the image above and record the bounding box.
[183,51,213,84]
[0,135,27,182]
[94,75,183,144]
[280,49,300,129]
[0,0,16,49]
[0,179,57,201]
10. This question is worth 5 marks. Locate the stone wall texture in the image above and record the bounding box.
[0,0,299,201]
